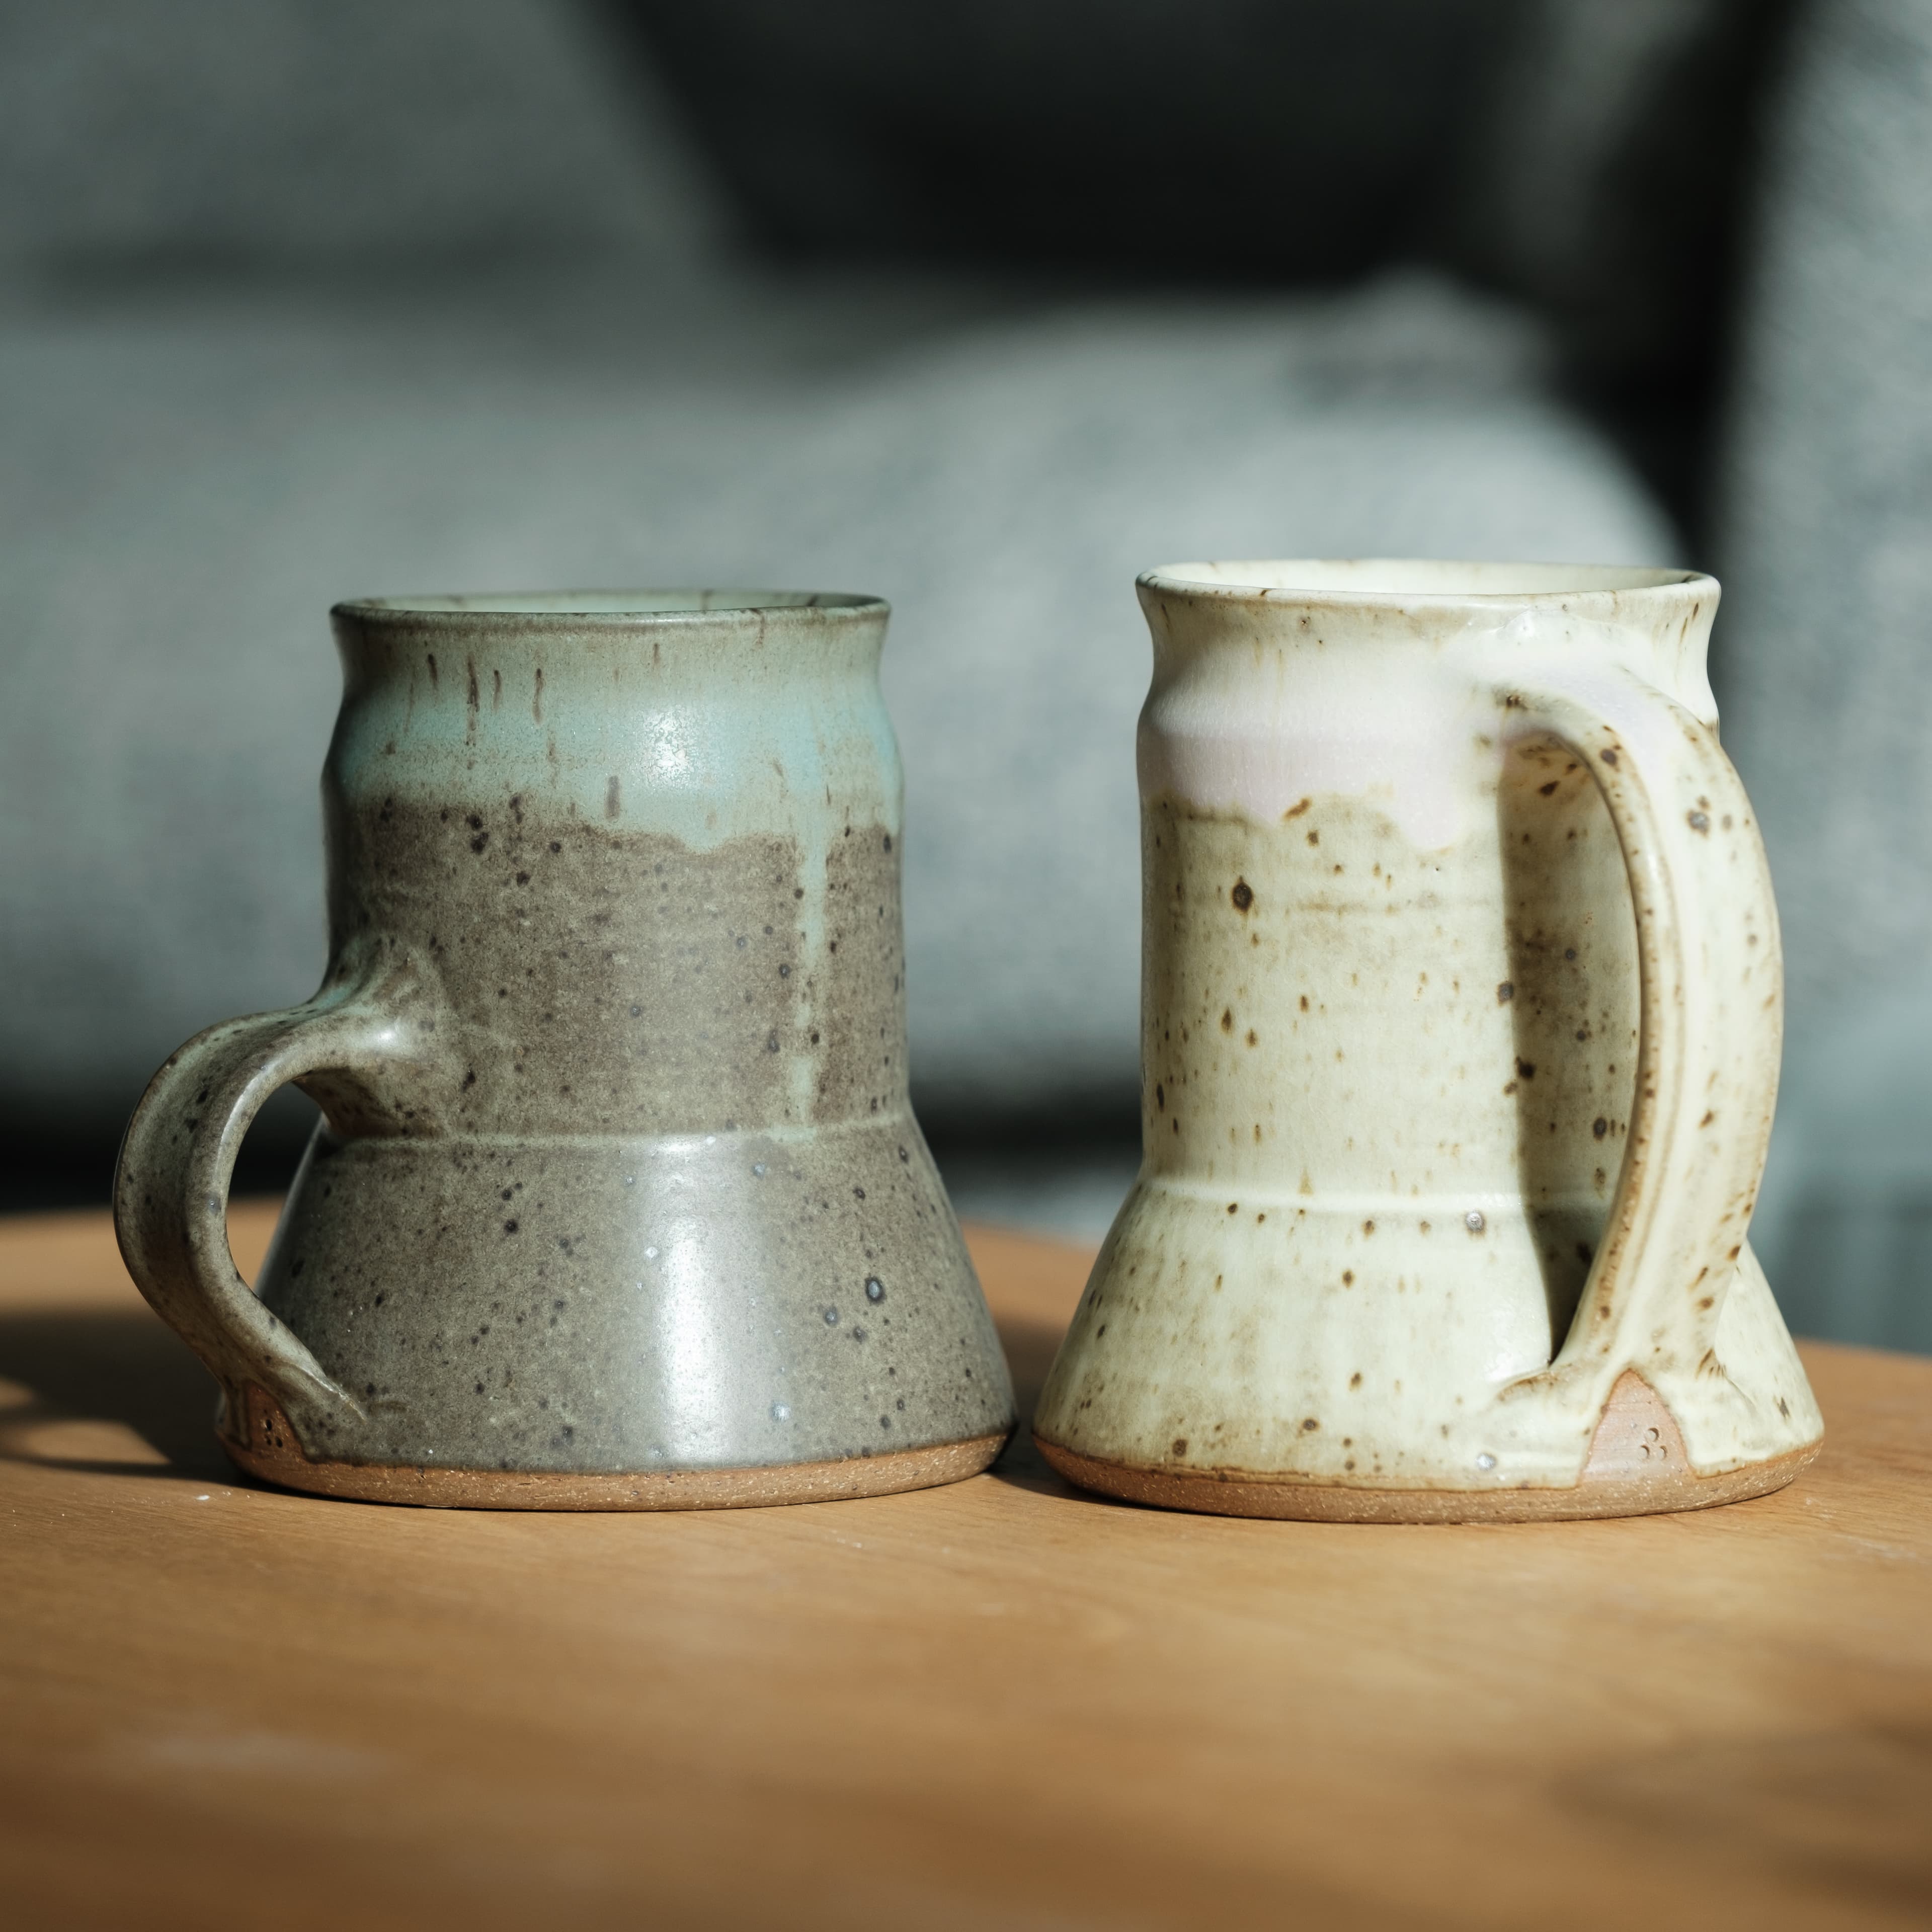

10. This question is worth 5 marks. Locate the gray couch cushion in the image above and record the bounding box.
[0,0,1675,1150]
[1714,0,1932,1349]
[1719,0,1932,1036]
[1752,978,1932,1354]
[0,0,719,271]
[0,268,1669,1140]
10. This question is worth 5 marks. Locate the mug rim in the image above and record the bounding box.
[332,589,889,623]
[1140,559,1715,605]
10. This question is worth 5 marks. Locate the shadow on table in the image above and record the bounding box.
[0,1307,231,1481]
[989,1310,1097,1497]
[0,1287,1093,1498]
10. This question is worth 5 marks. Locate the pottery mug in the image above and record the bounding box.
[1034,561,1823,1521]
[115,591,1015,1507]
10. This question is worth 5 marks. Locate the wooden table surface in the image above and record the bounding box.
[3,1203,1929,1931]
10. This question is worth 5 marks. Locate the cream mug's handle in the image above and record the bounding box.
[113,952,436,1454]
[1492,662,1782,1393]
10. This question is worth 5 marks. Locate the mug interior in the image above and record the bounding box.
[1146,560,1701,599]
[335,590,883,618]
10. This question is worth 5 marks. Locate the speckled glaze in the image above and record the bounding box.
[115,592,1014,1506]
[1033,561,1822,1521]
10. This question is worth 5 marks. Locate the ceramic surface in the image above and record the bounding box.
[115,592,1014,1506]
[1033,560,1822,1520]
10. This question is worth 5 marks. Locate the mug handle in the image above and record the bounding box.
[113,948,441,1457]
[1491,660,1781,1401]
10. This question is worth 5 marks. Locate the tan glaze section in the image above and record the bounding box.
[1137,782,1636,1366]
[1036,1373,1820,1523]
[227,1387,1007,1511]
[321,799,911,1138]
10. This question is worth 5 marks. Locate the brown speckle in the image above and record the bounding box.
[1231,878,1253,912]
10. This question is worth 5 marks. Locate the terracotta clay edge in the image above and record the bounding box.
[224,1392,1010,1510]
[1031,1431,1822,1524]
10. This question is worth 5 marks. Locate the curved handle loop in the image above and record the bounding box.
[1493,661,1782,1401]
[113,947,443,1456]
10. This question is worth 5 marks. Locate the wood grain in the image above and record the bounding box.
[2,1202,1929,1930]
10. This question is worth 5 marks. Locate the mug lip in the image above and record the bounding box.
[331,589,890,624]
[1139,559,1716,606]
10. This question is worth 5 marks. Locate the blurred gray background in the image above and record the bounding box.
[1,0,1928,1351]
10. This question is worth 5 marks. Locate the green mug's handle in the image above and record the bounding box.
[113,948,440,1460]
[1492,660,1782,1401]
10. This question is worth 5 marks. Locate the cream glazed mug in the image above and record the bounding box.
[1033,560,1823,1521]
